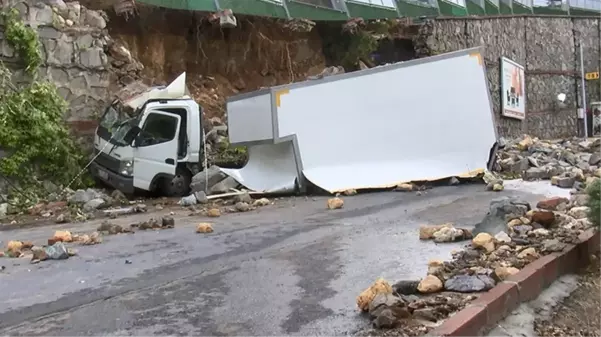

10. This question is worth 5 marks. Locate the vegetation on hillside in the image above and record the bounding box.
[0,8,89,205]
[586,178,600,228]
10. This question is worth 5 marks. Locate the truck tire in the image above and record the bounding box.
[162,167,192,197]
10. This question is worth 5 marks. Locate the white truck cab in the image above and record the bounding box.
[90,73,204,196]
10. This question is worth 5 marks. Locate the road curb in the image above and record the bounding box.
[429,228,600,336]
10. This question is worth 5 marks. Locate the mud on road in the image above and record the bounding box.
[0,185,560,336]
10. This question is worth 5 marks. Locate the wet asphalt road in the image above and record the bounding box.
[0,185,553,336]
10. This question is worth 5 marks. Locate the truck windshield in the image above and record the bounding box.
[97,101,139,146]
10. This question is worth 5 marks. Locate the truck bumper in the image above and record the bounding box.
[90,161,135,194]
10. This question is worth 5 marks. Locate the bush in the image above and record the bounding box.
[586,178,600,228]
[0,8,89,204]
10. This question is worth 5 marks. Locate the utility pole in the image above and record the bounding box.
[579,40,588,138]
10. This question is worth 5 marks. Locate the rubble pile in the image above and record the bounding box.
[359,186,598,333]
[495,136,601,190]
[0,186,136,224]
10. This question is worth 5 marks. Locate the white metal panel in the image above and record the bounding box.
[276,52,496,193]
[219,141,299,193]
[227,94,273,144]
[349,0,397,7]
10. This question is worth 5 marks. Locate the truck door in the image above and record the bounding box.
[133,110,181,191]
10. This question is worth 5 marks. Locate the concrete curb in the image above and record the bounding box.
[429,228,600,336]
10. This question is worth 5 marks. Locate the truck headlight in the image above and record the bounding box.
[120,160,134,176]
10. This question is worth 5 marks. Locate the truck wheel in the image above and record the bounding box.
[163,167,192,197]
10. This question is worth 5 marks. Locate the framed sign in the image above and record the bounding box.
[500,57,526,120]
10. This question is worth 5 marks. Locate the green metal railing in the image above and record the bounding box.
[136,0,601,20]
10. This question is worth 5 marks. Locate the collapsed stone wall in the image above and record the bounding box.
[415,16,601,140]
[0,0,112,138]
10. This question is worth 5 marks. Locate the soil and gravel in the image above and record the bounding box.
[534,253,601,337]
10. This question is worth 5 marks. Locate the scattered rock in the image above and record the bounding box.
[161,216,175,228]
[97,221,125,234]
[252,198,270,207]
[568,206,589,219]
[494,231,512,243]
[357,278,393,311]
[52,230,73,243]
[419,223,453,240]
[54,213,70,224]
[207,208,221,217]
[473,197,531,236]
[494,266,519,281]
[327,197,344,210]
[417,275,443,293]
[343,189,357,196]
[31,246,48,263]
[542,238,567,252]
[6,241,23,257]
[196,223,214,233]
[392,280,420,295]
[536,197,569,211]
[45,242,69,260]
[235,202,250,212]
[444,274,495,293]
[432,226,467,243]
[394,183,414,192]
[472,233,495,253]
[234,192,252,204]
[492,183,504,192]
[449,177,460,186]
[517,247,539,260]
[531,210,556,228]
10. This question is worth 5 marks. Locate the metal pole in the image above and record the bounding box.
[580,40,589,138]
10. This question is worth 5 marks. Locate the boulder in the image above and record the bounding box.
[417,275,443,293]
[444,274,495,293]
[327,197,344,210]
[196,223,214,233]
[536,197,569,210]
[357,278,393,311]
[472,233,495,252]
[472,197,531,236]
[190,166,227,193]
[419,223,453,240]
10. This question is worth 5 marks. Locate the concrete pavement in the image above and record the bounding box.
[0,184,562,336]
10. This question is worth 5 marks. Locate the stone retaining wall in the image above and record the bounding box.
[0,0,111,137]
[415,16,601,139]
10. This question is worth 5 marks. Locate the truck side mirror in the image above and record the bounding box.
[123,126,141,145]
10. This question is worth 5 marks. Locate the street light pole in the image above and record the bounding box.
[580,40,589,138]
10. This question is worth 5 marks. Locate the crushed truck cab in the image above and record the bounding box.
[91,73,204,197]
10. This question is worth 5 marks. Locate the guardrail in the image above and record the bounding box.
[136,0,601,20]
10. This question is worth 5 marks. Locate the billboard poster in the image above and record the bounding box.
[501,57,526,120]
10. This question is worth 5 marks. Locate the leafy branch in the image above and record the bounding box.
[0,8,89,207]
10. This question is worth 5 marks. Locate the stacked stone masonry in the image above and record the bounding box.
[0,0,110,136]
[415,16,601,139]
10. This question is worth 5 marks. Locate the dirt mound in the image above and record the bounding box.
[100,4,326,119]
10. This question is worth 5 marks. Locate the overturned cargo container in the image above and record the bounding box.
[220,47,499,194]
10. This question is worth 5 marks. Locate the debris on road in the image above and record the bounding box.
[495,136,601,190]
[76,232,103,245]
[362,178,598,333]
[51,230,73,243]
[44,242,70,260]
[417,275,443,293]
[97,221,129,235]
[253,198,271,207]
[343,189,357,196]
[133,216,176,230]
[419,223,472,243]
[357,278,393,311]
[196,223,214,233]
[327,197,344,210]
[394,183,415,192]
[207,208,221,217]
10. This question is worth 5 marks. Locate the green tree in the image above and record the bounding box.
[0,8,89,205]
